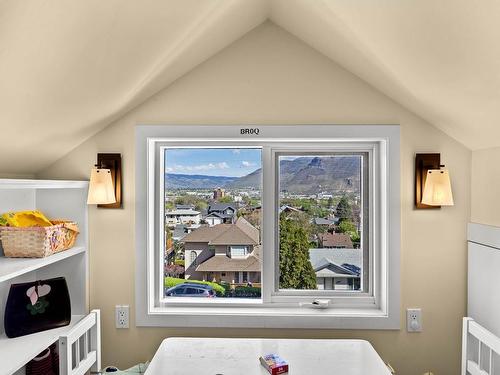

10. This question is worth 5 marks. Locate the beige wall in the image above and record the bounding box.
[471,147,500,226]
[38,22,471,375]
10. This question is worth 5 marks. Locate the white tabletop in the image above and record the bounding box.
[145,338,391,375]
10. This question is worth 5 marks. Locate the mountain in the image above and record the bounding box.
[224,168,261,189]
[165,173,237,189]
[281,156,361,194]
[165,156,361,193]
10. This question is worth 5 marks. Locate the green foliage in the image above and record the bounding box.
[164,277,225,296]
[279,213,317,290]
[327,196,334,208]
[218,195,233,203]
[336,220,360,244]
[336,196,352,222]
[234,286,261,298]
[336,220,356,235]
[173,195,207,211]
[220,282,232,294]
[194,201,208,211]
[174,259,185,267]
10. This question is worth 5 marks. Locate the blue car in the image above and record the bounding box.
[166,283,216,298]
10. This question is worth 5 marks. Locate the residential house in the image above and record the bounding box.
[204,212,225,227]
[318,232,353,248]
[309,248,361,290]
[181,217,261,285]
[165,208,201,227]
[172,224,188,242]
[279,204,301,214]
[207,202,237,224]
[314,217,339,227]
[176,204,195,210]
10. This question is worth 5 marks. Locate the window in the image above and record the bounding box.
[277,153,367,293]
[189,251,197,267]
[136,125,400,329]
[230,246,248,258]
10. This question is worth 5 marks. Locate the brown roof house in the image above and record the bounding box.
[318,232,354,249]
[181,217,261,286]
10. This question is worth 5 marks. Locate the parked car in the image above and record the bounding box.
[165,283,216,297]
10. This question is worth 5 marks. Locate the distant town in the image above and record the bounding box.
[163,151,363,299]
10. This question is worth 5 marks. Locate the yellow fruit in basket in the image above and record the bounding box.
[1,210,53,227]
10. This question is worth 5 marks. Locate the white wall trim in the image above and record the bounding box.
[468,222,500,250]
[135,124,400,329]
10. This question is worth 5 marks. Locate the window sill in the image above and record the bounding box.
[137,304,400,330]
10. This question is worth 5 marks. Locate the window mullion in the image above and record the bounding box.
[261,145,274,304]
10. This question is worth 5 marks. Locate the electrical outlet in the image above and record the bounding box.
[115,305,129,329]
[407,308,422,332]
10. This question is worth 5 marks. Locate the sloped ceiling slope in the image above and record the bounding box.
[271,0,500,150]
[0,0,268,174]
[1,0,499,174]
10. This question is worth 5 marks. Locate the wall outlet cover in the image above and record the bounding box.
[115,305,129,329]
[407,308,422,332]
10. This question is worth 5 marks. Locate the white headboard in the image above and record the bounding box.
[468,223,500,337]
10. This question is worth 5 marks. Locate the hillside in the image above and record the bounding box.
[165,173,237,189]
[165,156,361,193]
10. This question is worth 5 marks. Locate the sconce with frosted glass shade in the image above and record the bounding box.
[415,153,454,209]
[421,169,454,206]
[87,153,122,208]
[87,167,116,205]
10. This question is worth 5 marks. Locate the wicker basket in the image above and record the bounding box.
[0,220,79,258]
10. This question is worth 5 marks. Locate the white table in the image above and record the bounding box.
[145,338,391,374]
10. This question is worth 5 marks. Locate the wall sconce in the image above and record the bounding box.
[87,153,122,208]
[415,153,454,209]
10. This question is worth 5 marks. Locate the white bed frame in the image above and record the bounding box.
[59,309,101,375]
[462,317,500,375]
[464,223,500,375]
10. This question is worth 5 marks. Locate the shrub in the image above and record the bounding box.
[234,286,261,298]
[164,264,185,278]
[164,277,225,296]
[174,259,185,267]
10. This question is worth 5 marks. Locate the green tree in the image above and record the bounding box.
[336,220,356,235]
[279,214,317,289]
[327,196,334,208]
[336,220,360,246]
[218,195,233,203]
[336,196,352,222]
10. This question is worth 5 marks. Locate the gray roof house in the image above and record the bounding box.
[207,203,237,224]
[309,248,362,290]
[314,217,339,226]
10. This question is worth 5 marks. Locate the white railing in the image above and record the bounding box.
[462,317,500,375]
[59,310,101,375]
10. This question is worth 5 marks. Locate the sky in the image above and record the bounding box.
[164,148,262,177]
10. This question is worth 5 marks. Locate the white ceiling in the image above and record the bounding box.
[1,0,499,173]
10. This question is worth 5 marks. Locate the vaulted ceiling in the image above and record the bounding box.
[1,0,499,174]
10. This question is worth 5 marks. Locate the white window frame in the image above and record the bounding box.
[136,125,400,329]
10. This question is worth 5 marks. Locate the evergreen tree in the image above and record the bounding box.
[336,196,352,222]
[279,214,317,289]
[327,196,334,208]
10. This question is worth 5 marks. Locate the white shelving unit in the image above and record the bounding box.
[0,179,92,375]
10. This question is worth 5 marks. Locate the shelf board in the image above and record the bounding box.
[0,179,88,190]
[0,314,85,375]
[0,246,86,283]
